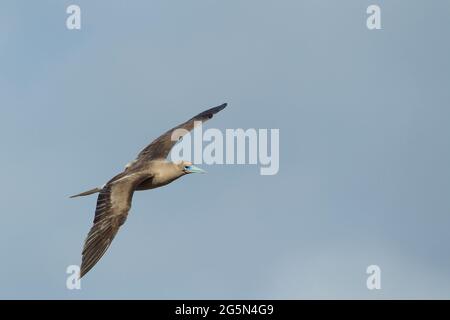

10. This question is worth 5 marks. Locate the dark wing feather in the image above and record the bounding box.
[80,172,147,278]
[135,103,227,163]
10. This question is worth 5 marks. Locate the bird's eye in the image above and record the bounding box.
[184,166,191,170]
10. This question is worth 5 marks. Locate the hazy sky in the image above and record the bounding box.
[1,0,450,299]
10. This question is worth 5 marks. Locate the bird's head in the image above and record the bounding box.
[176,161,206,175]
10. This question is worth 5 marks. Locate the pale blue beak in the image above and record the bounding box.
[185,165,206,174]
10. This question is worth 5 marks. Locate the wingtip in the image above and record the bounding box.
[198,103,227,118]
[212,102,227,113]
[79,263,90,279]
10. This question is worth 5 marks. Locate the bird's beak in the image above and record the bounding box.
[185,165,206,174]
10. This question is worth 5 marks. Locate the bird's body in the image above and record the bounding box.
[134,160,184,190]
[71,103,227,278]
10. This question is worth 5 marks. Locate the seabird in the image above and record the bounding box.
[71,103,227,278]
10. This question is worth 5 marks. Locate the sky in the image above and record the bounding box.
[1,0,450,299]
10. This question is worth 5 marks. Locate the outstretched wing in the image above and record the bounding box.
[135,103,227,163]
[80,172,147,278]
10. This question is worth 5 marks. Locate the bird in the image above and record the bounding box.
[71,103,227,278]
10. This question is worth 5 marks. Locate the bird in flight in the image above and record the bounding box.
[71,103,227,278]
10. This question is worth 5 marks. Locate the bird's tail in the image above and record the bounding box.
[70,187,102,198]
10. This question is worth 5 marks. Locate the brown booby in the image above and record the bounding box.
[71,103,227,278]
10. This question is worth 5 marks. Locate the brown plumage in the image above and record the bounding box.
[71,103,227,278]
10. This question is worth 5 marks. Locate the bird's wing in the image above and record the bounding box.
[134,103,227,163]
[80,171,148,278]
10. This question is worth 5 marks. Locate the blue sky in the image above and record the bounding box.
[1,0,450,298]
